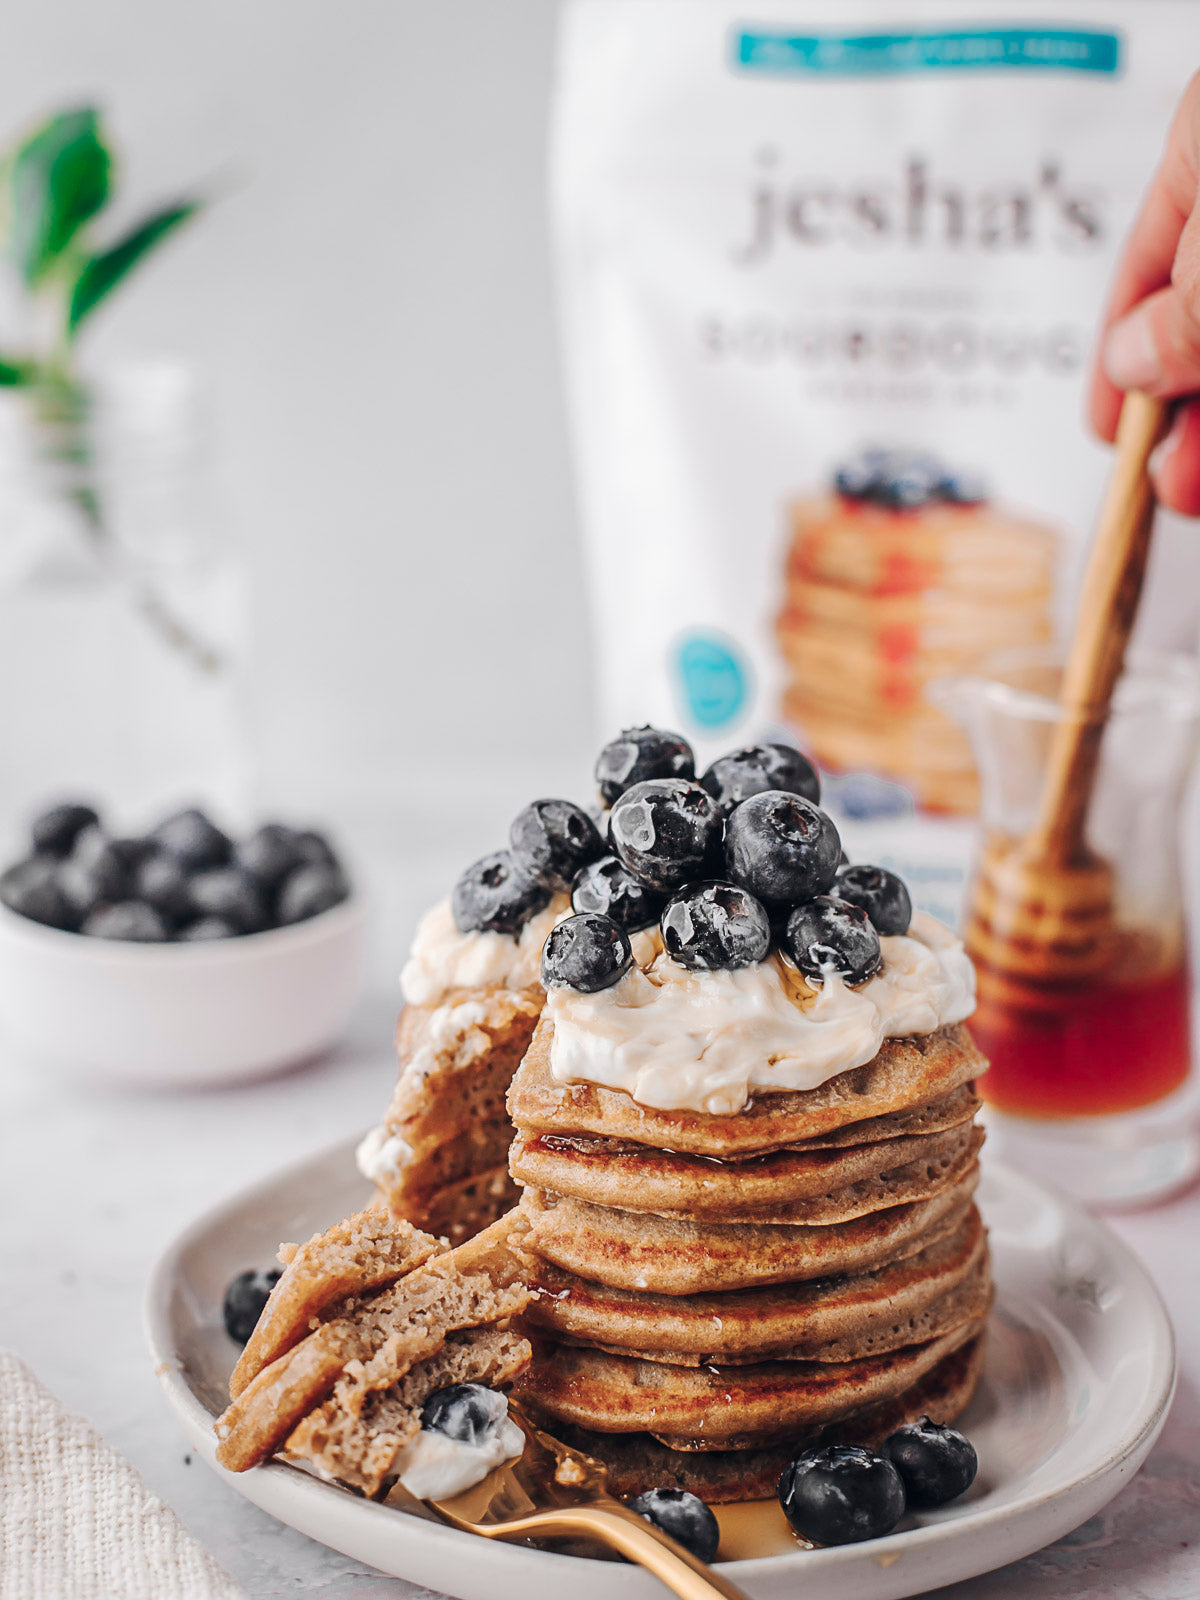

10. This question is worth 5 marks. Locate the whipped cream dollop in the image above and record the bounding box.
[546,910,975,1115]
[400,896,565,1007]
[355,1125,414,1184]
[390,1410,524,1499]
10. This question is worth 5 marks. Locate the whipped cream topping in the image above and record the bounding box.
[545,910,975,1115]
[390,1412,524,1499]
[400,896,565,1008]
[356,1125,414,1184]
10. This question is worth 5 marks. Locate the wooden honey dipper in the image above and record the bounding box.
[964,392,1170,1015]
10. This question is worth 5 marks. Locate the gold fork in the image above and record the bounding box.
[385,1402,752,1600]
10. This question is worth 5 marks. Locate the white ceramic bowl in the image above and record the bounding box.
[0,894,367,1087]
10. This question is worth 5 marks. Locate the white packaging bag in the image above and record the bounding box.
[552,0,1200,923]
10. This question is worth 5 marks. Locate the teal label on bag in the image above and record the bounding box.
[674,631,751,730]
[733,26,1121,77]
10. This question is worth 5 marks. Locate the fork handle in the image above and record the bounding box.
[476,1502,752,1599]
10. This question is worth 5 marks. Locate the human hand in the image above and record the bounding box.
[1090,72,1200,515]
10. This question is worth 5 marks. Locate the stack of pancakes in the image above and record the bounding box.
[777,491,1057,814]
[508,1016,990,1500]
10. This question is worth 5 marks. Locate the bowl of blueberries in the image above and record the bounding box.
[0,800,366,1086]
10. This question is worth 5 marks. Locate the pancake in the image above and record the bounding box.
[519,1317,985,1446]
[215,1211,532,1478]
[519,1163,979,1295]
[510,1120,983,1223]
[549,1336,986,1502]
[508,1019,985,1156]
[527,1205,987,1363]
[365,992,540,1240]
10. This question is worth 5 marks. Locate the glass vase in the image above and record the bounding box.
[0,361,250,840]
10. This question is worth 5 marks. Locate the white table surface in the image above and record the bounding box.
[2,824,1198,1600]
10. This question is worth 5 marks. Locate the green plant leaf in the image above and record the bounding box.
[67,199,198,331]
[9,107,111,286]
[0,355,28,385]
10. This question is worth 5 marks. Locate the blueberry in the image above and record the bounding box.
[723,792,841,906]
[277,863,349,925]
[609,779,723,893]
[778,1444,906,1545]
[135,853,193,925]
[0,858,77,930]
[222,1268,282,1344]
[179,915,241,941]
[572,855,665,932]
[700,743,820,812]
[81,901,170,942]
[595,726,695,806]
[235,824,305,889]
[661,881,770,971]
[541,912,632,993]
[833,446,891,500]
[420,1382,508,1447]
[882,1417,978,1508]
[876,452,943,510]
[59,828,133,920]
[30,802,100,858]
[150,808,231,872]
[451,850,548,936]
[938,470,987,505]
[628,1488,720,1564]
[510,799,605,892]
[785,896,881,985]
[831,864,912,937]
[187,868,269,934]
[292,829,341,870]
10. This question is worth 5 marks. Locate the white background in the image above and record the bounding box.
[0,0,591,828]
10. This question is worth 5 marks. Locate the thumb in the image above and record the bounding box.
[1103,283,1200,397]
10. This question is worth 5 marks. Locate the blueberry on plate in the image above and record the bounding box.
[661,881,770,972]
[179,915,242,941]
[58,828,134,919]
[595,726,695,806]
[510,799,605,892]
[778,1444,906,1545]
[277,863,349,925]
[0,858,77,930]
[723,791,841,906]
[187,868,269,934]
[451,850,548,936]
[135,853,193,926]
[222,1267,282,1344]
[30,801,100,859]
[609,779,723,893]
[150,807,232,873]
[81,901,170,942]
[420,1382,508,1446]
[830,864,912,937]
[541,912,632,993]
[235,823,306,889]
[700,743,820,811]
[628,1488,720,1564]
[571,854,665,932]
[785,896,881,985]
[882,1417,977,1508]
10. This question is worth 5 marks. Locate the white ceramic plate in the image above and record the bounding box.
[145,1143,1175,1600]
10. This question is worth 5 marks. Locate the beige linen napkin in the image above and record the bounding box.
[0,1350,245,1600]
